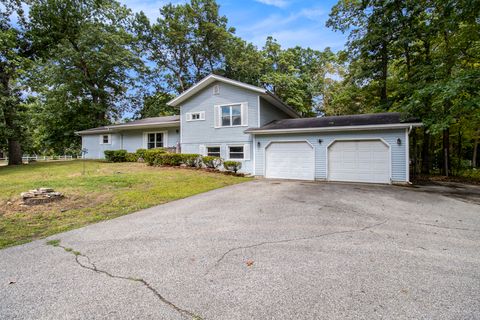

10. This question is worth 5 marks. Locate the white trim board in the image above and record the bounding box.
[246,123,423,134]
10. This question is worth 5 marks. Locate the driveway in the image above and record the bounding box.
[1,180,479,320]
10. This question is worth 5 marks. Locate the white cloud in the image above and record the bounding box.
[255,0,289,8]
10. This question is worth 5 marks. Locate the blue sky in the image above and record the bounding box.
[120,0,346,51]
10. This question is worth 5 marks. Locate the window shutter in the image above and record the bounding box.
[142,133,147,149]
[200,111,205,120]
[199,144,206,156]
[99,135,103,144]
[186,113,192,121]
[243,144,250,160]
[241,102,248,126]
[214,105,220,128]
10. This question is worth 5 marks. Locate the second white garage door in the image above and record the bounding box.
[265,141,315,180]
[328,140,390,183]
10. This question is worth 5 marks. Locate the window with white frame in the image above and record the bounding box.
[221,104,242,127]
[147,132,164,149]
[228,145,244,159]
[100,134,111,144]
[207,146,221,157]
[186,111,205,121]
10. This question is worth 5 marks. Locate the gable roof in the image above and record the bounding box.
[167,74,300,118]
[76,115,180,135]
[245,112,422,134]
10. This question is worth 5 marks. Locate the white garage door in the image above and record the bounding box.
[328,140,390,183]
[265,142,315,180]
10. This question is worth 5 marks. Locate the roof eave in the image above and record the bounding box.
[245,122,423,134]
[167,74,266,107]
[262,91,301,118]
[75,121,180,135]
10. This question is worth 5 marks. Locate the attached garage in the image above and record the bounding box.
[265,141,314,180]
[327,140,390,183]
[247,113,422,184]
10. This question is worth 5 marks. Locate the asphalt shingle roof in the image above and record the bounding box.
[76,115,180,134]
[248,112,419,131]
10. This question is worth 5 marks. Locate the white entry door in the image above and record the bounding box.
[328,140,390,183]
[265,141,315,180]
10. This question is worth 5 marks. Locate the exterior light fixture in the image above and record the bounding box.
[318,139,323,144]
[397,138,402,145]
[257,141,261,148]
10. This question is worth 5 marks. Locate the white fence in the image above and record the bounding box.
[0,155,75,162]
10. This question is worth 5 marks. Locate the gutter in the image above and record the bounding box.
[245,122,423,134]
[75,121,180,135]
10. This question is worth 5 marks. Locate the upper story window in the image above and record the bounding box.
[214,102,247,128]
[186,111,205,121]
[221,104,242,127]
[100,134,111,144]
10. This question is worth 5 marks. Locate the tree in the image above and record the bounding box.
[135,0,235,94]
[0,0,31,165]
[327,0,480,176]
[27,0,143,153]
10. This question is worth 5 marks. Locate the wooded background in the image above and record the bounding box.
[1,0,479,177]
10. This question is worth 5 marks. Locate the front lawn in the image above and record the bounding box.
[0,160,250,249]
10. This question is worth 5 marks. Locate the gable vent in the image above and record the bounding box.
[213,84,220,95]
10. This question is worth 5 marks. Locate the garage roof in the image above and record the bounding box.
[246,112,422,134]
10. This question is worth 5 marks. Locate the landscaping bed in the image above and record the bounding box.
[0,160,251,249]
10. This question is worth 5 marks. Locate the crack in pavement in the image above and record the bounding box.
[47,241,203,320]
[417,222,479,232]
[207,220,387,274]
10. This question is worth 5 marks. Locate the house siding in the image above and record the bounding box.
[81,127,180,159]
[259,97,291,126]
[82,133,122,159]
[180,81,259,172]
[182,142,253,173]
[254,129,408,182]
[180,81,259,144]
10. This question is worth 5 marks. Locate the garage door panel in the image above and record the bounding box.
[266,142,314,181]
[328,140,390,183]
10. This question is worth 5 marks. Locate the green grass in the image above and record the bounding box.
[0,160,251,249]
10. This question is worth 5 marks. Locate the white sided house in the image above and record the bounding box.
[77,74,422,184]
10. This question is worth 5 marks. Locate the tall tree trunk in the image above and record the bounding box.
[456,128,462,175]
[473,134,479,168]
[443,128,450,176]
[412,128,418,177]
[380,40,388,108]
[421,129,430,174]
[7,139,22,165]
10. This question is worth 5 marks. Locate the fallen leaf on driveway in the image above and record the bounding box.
[246,259,254,267]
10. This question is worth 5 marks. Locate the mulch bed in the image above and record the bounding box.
[412,175,480,186]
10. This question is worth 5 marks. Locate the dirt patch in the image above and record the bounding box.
[0,192,113,218]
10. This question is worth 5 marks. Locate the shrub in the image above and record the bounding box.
[125,153,139,162]
[158,153,183,166]
[202,156,222,169]
[143,148,167,166]
[104,150,128,162]
[181,154,201,167]
[136,148,147,159]
[223,160,242,173]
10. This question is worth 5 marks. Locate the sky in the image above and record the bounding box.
[120,0,347,52]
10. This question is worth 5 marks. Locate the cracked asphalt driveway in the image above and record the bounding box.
[1,180,479,320]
